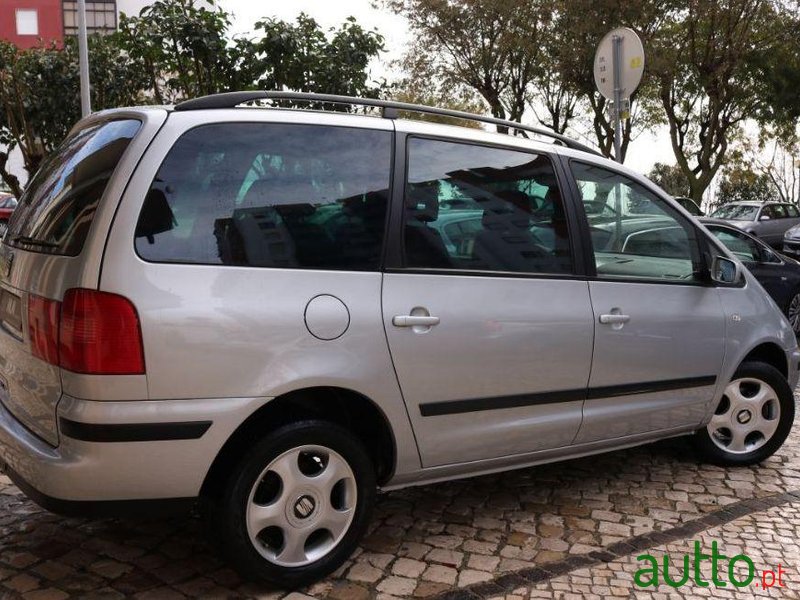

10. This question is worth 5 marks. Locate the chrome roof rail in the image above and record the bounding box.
[174,91,600,156]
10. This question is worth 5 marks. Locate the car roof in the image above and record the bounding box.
[83,93,676,201]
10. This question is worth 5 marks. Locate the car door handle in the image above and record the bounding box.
[392,315,440,327]
[599,313,631,325]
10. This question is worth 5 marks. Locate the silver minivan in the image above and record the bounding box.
[0,92,796,587]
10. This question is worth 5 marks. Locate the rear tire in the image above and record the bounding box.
[212,420,376,588]
[693,361,794,466]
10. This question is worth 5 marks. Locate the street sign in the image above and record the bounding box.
[593,27,645,101]
[593,27,645,162]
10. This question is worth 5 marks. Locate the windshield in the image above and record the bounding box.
[6,119,140,256]
[676,197,702,216]
[710,204,758,221]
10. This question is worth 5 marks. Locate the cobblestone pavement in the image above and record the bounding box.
[1,424,799,599]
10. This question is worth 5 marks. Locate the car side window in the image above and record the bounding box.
[710,227,761,262]
[760,206,775,220]
[570,162,700,281]
[773,205,788,219]
[404,137,573,275]
[135,123,392,270]
[786,205,800,218]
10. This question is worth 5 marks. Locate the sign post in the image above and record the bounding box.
[593,27,645,163]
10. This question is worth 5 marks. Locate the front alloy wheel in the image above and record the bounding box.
[693,361,794,466]
[214,421,376,587]
[706,378,781,454]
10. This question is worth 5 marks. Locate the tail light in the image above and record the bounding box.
[28,289,145,375]
[28,295,60,364]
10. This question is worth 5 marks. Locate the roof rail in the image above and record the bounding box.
[174,91,600,156]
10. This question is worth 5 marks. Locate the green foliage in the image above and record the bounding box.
[252,14,386,103]
[650,0,799,202]
[716,165,779,206]
[0,0,387,192]
[384,0,551,133]
[117,0,255,102]
[647,162,690,197]
[549,0,670,160]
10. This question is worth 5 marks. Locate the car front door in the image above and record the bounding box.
[567,161,727,443]
[382,136,594,467]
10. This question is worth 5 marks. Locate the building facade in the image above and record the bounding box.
[1,0,154,47]
[0,0,64,49]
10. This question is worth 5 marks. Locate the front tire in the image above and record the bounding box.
[213,421,376,588]
[693,361,794,466]
[785,288,800,336]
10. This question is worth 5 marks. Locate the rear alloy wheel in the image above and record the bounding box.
[693,361,794,466]
[214,421,376,587]
[786,290,800,335]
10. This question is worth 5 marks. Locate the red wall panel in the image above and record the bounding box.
[0,0,64,49]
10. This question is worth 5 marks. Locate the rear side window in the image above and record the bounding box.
[135,123,392,270]
[404,137,573,274]
[7,119,141,256]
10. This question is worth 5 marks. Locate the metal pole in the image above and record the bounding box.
[77,0,91,118]
[611,35,623,163]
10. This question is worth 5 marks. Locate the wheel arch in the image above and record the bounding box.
[741,342,788,379]
[200,386,396,498]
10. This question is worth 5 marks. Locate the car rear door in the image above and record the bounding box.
[0,117,154,445]
[565,160,726,443]
[382,133,594,467]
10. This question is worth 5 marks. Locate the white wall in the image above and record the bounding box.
[116,0,156,19]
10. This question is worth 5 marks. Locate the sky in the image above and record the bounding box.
[220,0,676,176]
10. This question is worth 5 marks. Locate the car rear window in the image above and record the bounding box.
[6,119,141,256]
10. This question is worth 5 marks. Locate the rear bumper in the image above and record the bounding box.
[0,393,270,510]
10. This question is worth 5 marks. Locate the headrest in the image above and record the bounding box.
[407,184,439,223]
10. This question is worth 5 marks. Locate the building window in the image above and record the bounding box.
[16,9,39,36]
[62,0,118,36]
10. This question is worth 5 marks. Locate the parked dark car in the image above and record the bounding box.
[674,196,703,216]
[702,218,800,334]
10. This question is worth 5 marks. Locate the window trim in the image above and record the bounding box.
[383,133,585,280]
[565,158,713,288]
[15,9,39,36]
[132,121,396,272]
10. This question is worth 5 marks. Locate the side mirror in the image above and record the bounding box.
[759,214,771,221]
[710,255,743,285]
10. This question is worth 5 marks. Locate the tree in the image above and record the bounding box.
[647,162,690,197]
[650,0,799,203]
[551,0,671,161]
[754,140,800,204]
[383,0,550,133]
[252,14,386,103]
[117,0,255,103]
[0,0,387,192]
[0,34,148,196]
[716,165,778,206]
